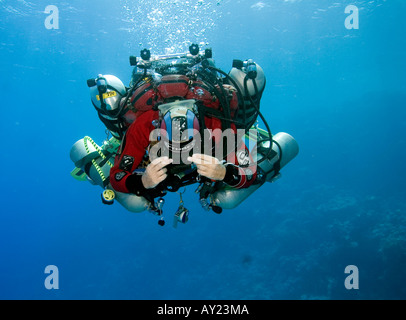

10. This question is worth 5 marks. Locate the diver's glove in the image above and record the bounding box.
[222,163,242,186]
[126,171,167,205]
[125,174,147,197]
[125,157,172,196]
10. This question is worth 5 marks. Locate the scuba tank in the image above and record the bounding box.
[210,131,299,210]
[228,59,266,131]
[88,74,136,139]
[70,136,150,213]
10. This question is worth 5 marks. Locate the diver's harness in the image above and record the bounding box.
[92,44,282,226]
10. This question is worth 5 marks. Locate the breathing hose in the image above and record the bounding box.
[243,75,274,165]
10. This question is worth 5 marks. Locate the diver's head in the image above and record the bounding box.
[158,100,201,164]
[88,74,126,113]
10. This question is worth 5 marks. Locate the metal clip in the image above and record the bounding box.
[199,197,211,211]
[148,197,165,217]
[173,188,189,228]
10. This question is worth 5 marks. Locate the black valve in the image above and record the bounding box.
[87,78,96,87]
[232,59,244,69]
[140,49,151,61]
[189,43,199,56]
[204,48,212,59]
[129,55,137,66]
[246,59,258,79]
[201,59,210,69]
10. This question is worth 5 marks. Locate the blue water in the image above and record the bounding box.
[1,0,405,300]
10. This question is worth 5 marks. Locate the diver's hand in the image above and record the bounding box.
[142,157,173,189]
[187,154,226,181]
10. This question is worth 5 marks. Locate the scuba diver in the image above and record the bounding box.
[109,99,258,205]
[70,44,299,227]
